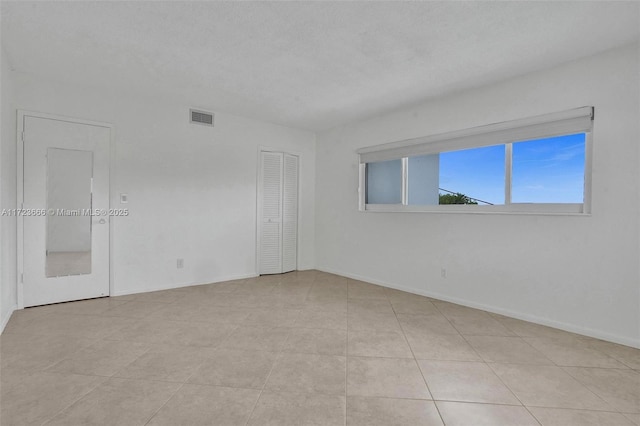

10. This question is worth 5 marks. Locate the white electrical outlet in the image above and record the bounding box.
[177,258,184,269]
[441,268,447,278]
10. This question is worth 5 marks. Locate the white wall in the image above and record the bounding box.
[315,44,640,347]
[6,72,315,302]
[1,46,17,330]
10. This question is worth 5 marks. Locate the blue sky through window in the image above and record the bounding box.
[439,145,505,204]
[512,134,585,203]
[439,134,585,204]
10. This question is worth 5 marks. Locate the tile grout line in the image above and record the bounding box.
[36,374,106,426]
[142,381,187,426]
[7,332,118,424]
[242,327,289,425]
[521,335,629,370]
[431,301,546,425]
[494,317,623,417]
[558,364,620,410]
[6,272,638,424]
[390,293,446,425]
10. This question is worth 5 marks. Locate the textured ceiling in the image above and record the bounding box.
[2,1,639,131]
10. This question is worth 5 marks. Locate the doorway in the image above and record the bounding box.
[257,150,299,275]
[18,112,111,307]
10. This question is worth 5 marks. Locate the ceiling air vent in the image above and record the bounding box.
[190,109,214,127]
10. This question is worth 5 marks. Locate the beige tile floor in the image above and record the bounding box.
[1,270,639,425]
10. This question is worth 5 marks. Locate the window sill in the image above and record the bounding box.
[362,203,588,216]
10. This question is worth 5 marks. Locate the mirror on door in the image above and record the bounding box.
[46,148,93,277]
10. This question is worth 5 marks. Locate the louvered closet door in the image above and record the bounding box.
[260,152,284,274]
[282,154,299,273]
[259,151,298,275]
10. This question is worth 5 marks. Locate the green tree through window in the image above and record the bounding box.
[438,192,479,205]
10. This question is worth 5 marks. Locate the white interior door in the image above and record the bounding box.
[22,115,110,307]
[259,152,283,275]
[258,151,298,275]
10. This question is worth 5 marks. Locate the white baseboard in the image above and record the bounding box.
[317,266,640,349]
[110,273,258,297]
[0,305,17,334]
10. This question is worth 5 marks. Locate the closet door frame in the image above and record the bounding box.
[256,147,301,276]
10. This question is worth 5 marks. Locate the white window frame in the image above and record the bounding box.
[358,107,594,215]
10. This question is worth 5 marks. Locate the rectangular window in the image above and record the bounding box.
[357,107,593,214]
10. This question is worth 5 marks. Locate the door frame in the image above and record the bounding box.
[16,110,115,309]
[255,146,301,276]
